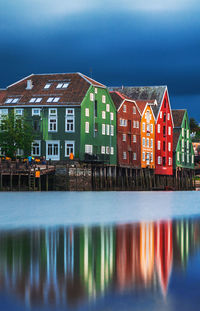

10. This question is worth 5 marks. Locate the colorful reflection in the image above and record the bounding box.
[0,219,200,309]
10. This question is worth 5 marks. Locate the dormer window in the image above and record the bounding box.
[5,98,20,104]
[47,97,60,103]
[44,83,51,89]
[29,97,42,103]
[56,82,69,89]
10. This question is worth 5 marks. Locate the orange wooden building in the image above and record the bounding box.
[136,100,156,169]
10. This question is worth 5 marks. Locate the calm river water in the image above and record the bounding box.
[0,191,200,311]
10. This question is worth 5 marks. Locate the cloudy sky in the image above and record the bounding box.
[0,0,200,118]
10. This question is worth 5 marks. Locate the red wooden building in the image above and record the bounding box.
[110,91,141,167]
[110,86,174,175]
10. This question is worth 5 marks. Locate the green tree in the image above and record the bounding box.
[190,117,199,132]
[0,111,34,158]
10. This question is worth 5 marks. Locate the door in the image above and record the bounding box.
[46,140,60,161]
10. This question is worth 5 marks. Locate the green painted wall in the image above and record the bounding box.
[80,86,117,165]
[173,110,195,169]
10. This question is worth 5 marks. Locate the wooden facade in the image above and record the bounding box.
[110,91,141,167]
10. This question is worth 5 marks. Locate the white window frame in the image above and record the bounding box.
[65,141,75,157]
[122,134,126,141]
[182,153,185,162]
[85,144,93,154]
[133,135,136,143]
[101,146,105,154]
[143,137,145,147]
[85,121,89,133]
[65,109,75,132]
[106,104,110,112]
[102,124,105,135]
[157,141,160,150]
[123,151,127,160]
[167,113,170,120]
[85,108,89,117]
[136,121,139,128]
[44,83,51,89]
[157,124,160,133]
[32,108,41,116]
[110,112,114,121]
[110,125,114,136]
[106,124,110,135]
[168,126,171,135]
[102,95,106,103]
[151,124,153,133]
[177,151,180,161]
[32,140,41,156]
[48,108,57,132]
[160,111,162,118]
[90,93,94,101]
[142,122,145,132]
[187,129,189,138]
[46,140,60,160]
[142,152,145,161]
[169,157,172,165]
[110,147,114,155]
[133,152,136,160]
[133,106,136,114]
[168,142,171,151]
[147,138,149,147]
[102,111,106,119]
[133,120,136,128]
[15,108,24,116]
[123,105,126,112]
[151,139,153,148]
[106,146,110,154]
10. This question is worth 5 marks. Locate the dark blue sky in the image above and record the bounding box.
[0,0,200,119]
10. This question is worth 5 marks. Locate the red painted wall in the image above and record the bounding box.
[117,99,141,167]
[155,91,173,175]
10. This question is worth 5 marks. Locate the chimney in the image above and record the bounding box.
[26,79,33,90]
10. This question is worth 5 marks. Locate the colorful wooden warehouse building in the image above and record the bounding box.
[110,86,174,175]
[172,109,194,170]
[0,73,117,164]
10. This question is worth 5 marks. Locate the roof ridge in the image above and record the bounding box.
[78,73,106,88]
[7,73,34,88]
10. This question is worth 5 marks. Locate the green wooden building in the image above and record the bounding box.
[0,73,117,164]
[172,109,194,170]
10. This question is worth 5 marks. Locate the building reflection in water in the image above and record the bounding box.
[0,218,200,309]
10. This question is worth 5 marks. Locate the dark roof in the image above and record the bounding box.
[109,86,167,119]
[0,90,6,102]
[0,73,106,107]
[110,91,125,110]
[173,129,181,151]
[172,110,186,128]
[134,100,155,116]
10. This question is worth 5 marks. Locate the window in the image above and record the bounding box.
[187,154,189,163]
[106,104,110,112]
[101,146,105,154]
[94,100,98,118]
[157,141,160,150]
[182,139,184,148]
[160,111,162,118]
[151,139,153,148]
[133,153,136,160]
[110,125,114,136]
[65,109,75,132]
[136,121,139,128]
[16,149,24,156]
[106,124,110,135]
[44,83,51,89]
[15,109,23,116]
[85,144,93,154]
[151,124,153,133]
[177,151,180,161]
[102,95,106,103]
[106,146,110,154]
[147,138,149,147]
[102,124,105,135]
[147,124,150,133]
[142,122,145,132]
[133,106,136,114]
[168,142,171,151]
[167,113,170,120]
[182,128,184,137]
[32,108,41,116]
[158,156,161,164]
[102,111,106,119]
[56,82,69,89]
[123,151,127,160]
[110,147,114,155]
[46,141,60,160]
[123,105,126,112]
[95,88,98,94]
[163,141,165,151]
[151,152,153,162]
[33,119,40,131]
[143,152,145,161]
[168,127,171,135]
[133,135,136,143]
[90,93,94,101]
[163,113,166,122]
[29,97,42,103]
[187,140,189,149]
[0,109,8,116]
[187,129,189,139]
[163,125,166,136]
[85,121,89,133]
[0,109,8,131]
[143,137,145,147]
[32,140,41,156]
[110,112,114,121]
[48,108,57,132]
[157,124,160,133]
[122,134,126,141]
[5,98,20,104]
[192,155,194,164]
[65,141,75,157]
[133,121,136,128]
[85,108,89,117]
[169,157,172,165]
[182,153,184,162]
[47,97,60,103]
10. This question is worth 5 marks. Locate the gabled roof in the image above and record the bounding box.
[110,91,126,110]
[173,129,181,151]
[109,86,167,119]
[172,109,186,128]
[134,100,155,116]
[0,73,106,107]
